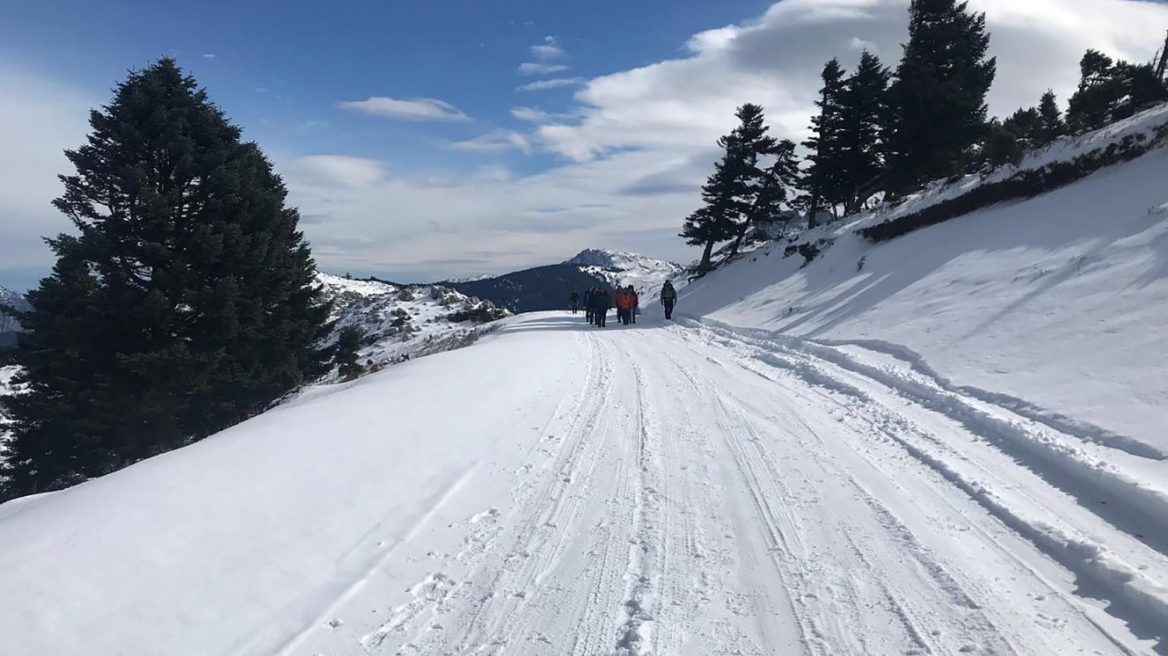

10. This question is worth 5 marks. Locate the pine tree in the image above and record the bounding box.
[725,104,779,258]
[681,104,790,271]
[1,59,332,499]
[838,51,893,214]
[980,118,1025,168]
[750,140,803,238]
[886,0,997,193]
[682,142,748,275]
[1067,50,1124,131]
[1037,90,1066,146]
[803,58,849,226]
[335,326,366,380]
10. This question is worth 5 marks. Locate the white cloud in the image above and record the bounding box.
[283,155,388,187]
[337,96,469,121]
[203,53,216,60]
[511,106,552,123]
[0,65,91,284]
[6,0,1168,287]
[531,36,566,60]
[511,106,575,123]
[451,130,533,155]
[849,37,878,52]
[517,62,570,76]
[517,77,585,92]
[535,0,1168,162]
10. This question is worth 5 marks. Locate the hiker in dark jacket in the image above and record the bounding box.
[569,290,580,314]
[593,288,612,328]
[660,281,677,320]
[584,288,595,324]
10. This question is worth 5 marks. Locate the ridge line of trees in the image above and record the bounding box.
[681,4,1168,275]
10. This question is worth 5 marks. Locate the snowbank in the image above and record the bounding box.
[679,122,1168,456]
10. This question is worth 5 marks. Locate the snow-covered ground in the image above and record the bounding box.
[316,273,509,375]
[0,312,1163,655]
[681,109,1168,459]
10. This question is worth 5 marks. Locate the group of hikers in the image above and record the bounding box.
[568,280,677,327]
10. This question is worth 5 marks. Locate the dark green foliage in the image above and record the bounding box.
[887,0,997,193]
[783,239,835,268]
[447,303,510,324]
[1068,50,1127,131]
[981,119,1026,169]
[1,59,332,500]
[682,104,802,273]
[1068,50,1168,133]
[335,326,366,380]
[1037,91,1067,147]
[859,125,1168,242]
[803,59,849,223]
[838,51,893,214]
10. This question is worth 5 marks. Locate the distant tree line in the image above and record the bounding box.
[682,1,1168,275]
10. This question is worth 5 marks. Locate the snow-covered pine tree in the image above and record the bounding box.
[886,0,997,193]
[838,50,892,215]
[802,58,848,226]
[1,59,332,500]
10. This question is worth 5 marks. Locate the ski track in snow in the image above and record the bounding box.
[258,313,1167,656]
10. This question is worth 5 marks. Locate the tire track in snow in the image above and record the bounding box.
[428,334,637,655]
[359,332,610,653]
[666,334,1042,656]
[692,322,1167,652]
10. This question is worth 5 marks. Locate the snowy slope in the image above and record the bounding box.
[0,285,29,346]
[567,248,684,301]
[0,365,19,476]
[678,107,1168,457]
[316,273,509,374]
[0,313,1163,655]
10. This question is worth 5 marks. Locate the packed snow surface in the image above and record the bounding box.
[1,309,1165,655]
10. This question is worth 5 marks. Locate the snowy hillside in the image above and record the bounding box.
[0,365,19,474]
[567,248,684,301]
[316,273,509,374]
[0,286,29,346]
[680,102,1168,454]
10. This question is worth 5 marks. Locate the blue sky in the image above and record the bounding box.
[1,0,769,183]
[2,0,1167,290]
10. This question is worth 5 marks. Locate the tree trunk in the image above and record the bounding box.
[699,240,715,272]
[807,193,821,229]
[726,222,750,261]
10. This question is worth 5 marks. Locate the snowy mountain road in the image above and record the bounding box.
[1,311,1164,655]
[296,313,1167,655]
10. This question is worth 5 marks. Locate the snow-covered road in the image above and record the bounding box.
[291,313,1167,655]
[2,311,1165,655]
